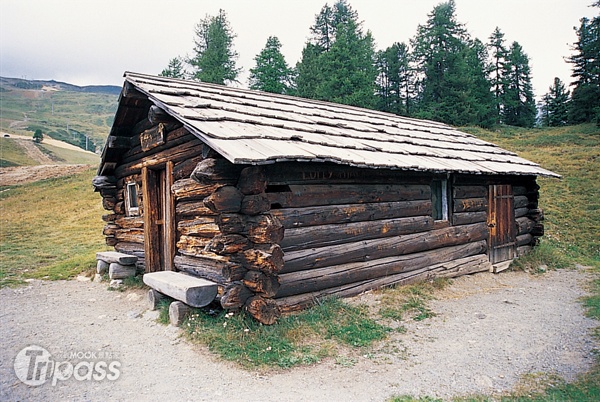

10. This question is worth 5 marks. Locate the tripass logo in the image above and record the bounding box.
[14,345,121,386]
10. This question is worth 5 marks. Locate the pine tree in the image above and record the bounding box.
[465,39,495,128]
[502,41,536,127]
[160,57,186,79]
[487,27,508,123]
[189,9,240,85]
[376,42,413,116]
[33,129,43,143]
[540,77,570,126]
[411,0,483,126]
[249,36,294,94]
[568,14,600,123]
[296,0,377,107]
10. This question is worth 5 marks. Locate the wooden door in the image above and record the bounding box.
[487,184,516,264]
[142,162,175,272]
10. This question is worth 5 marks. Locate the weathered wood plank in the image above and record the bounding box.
[453,185,487,199]
[453,197,488,213]
[191,158,242,184]
[177,217,220,237]
[204,185,244,213]
[175,200,217,217]
[109,263,137,279]
[243,270,280,297]
[218,213,284,244]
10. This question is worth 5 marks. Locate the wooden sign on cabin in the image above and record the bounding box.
[140,123,166,152]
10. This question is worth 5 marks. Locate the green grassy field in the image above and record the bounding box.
[0,123,598,400]
[0,86,116,149]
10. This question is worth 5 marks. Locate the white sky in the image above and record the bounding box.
[1,0,597,99]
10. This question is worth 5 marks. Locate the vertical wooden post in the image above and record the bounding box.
[163,161,175,271]
[142,166,161,272]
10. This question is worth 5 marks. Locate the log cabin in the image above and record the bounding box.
[94,72,559,324]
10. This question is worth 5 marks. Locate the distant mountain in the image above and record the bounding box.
[0,76,122,95]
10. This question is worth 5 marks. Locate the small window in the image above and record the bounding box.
[431,179,449,221]
[126,182,140,216]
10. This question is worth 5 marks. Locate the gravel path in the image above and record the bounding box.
[0,268,597,401]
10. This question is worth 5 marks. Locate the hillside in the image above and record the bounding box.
[0,76,120,152]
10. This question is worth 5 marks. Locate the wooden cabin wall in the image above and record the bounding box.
[263,164,488,313]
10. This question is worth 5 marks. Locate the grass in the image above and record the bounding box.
[389,124,600,402]
[0,137,38,167]
[0,87,116,149]
[168,297,390,369]
[0,167,107,286]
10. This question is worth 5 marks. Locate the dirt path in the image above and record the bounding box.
[0,164,92,186]
[2,133,97,156]
[0,269,596,401]
[13,138,55,164]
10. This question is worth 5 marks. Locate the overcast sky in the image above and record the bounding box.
[1,0,597,99]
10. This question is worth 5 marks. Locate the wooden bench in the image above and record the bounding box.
[143,271,218,308]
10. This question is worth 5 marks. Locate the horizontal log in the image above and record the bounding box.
[516,233,533,247]
[243,270,280,298]
[120,127,191,165]
[177,235,211,256]
[114,242,144,256]
[220,281,254,309]
[115,216,144,229]
[280,215,433,252]
[102,213,121,222]
[148,105,177,125]
[267,184,431,209]
[205,234,250,255]
[515,207,529,218]
[235,245,285,275]
[102,197,116,211]
[218,213,284,244]
[115,228,144,243]
[177,217,219,237]
[276,241,487,298]
[516,216,535,236]
[204,185,244,213]
[176,200,216,217]
[514,195,530,209]
[275,248,489,312]
[237,166,267,195]
[264,162,431,185]
[528,208,544,222]
[241,193,271,215]
[173,155,205,181]
[114,201,125,215]
[174,254,246,284]
[191,158,242,184]
[282,222,488,273]
[103,224,118,237]
[453,185,487,199]
[453,198,487,213]
[172,179,221,201]
[246,296,281,325]
[105,237,118,246]
[532,223,544,237]
[270,199,432,229]
[452,211,487,226]
[115,137,204,178]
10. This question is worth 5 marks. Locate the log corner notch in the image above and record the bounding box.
[196,159,282,324]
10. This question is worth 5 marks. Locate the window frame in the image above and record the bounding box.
[431,177,450,222]
[125,182,140,216]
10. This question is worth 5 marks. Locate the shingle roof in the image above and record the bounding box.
[109,72,559,178]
